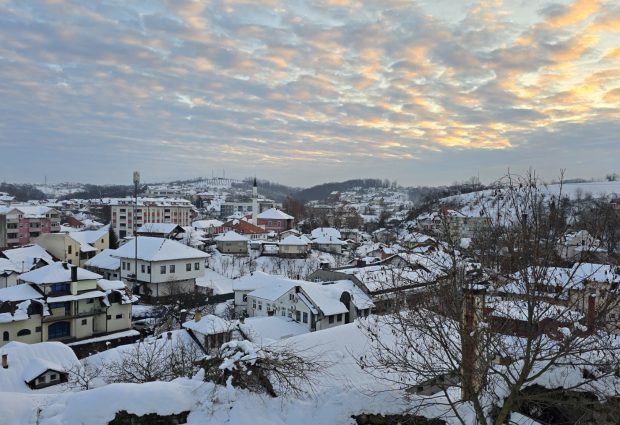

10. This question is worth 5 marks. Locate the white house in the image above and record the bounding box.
[235,272,374,332]
[278,235,310,258]
[182,313,235,353]
[113,236,209,298]
[311,227,342,240]
[214,231,249,254]
[84,248,121,280]
[312,235,346,254]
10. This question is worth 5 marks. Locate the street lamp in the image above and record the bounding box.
[133,171,140,293]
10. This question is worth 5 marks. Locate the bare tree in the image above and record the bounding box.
[358,171,620,424]
[104,334,204,383]
[64,362,106,391]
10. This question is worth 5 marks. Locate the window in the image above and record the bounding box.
[281,310,286,316]
[35,327,41,333]
[37,377,46,385]
[289,293,295,301]
[296,311,301,322]
[127,262,130,271]
[86,298,93,304]
[147,266,151,273]
[242,294,248,302]
[329,315,334,324]
[194,262,200,270]
[106,315,111,320]
[68,245,72,254]
[160,266,166,274]
[50,282,69,295]
[116,314,123,319]
[141,264,146,273]
[122,262,126,270]
[50,374,58,381]
[17,329,31,336]
[49,302,65,310]
[48,321,70,339]
[302,312,308,323]
[186,263,191,272]
[337,314,342,322]
[258,302,262,311]
[169,265,175,273]
[81,319,87,325]
[252,300,256,309]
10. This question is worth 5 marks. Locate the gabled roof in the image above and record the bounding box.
[68,226,109,246]
[248,280,296,301]
[0,342,79,392]
[19,262,102,285]
[313,235,345,245]
[0,284,43,302]
[84,249,120,271]
[137,223,185,235]
[279,235,308,246]
[1,245,54,273]
[192,219,224,229]
[183,314,233,335]
[257,208,293,220]
[215,231,249,242]
[112,236,208,262]
[311,227,341,240]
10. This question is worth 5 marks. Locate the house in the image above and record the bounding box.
[311,227,341,240]
[0,259,20,289]
[112,236,208,298]
[0,341,80,391]
[182,313,234,353]
[84,249,121,280]
[222,219,267,240]
[557,230,605,262]
[214,231,249,254]
[192,219,224,237]
[1,262,135,346]
[311,235,346,254]
[0,205,61,248]
[35,226,109,267]
[0,244,54,273]
[256,208,294,233]
[136,223,186,239]
[244,277,374,332]
[278,235,310,258]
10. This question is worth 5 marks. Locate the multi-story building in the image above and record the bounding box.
[113,236,208,299]
[109,197,195,239]
[0,206,61,248]
[0,262,135,347]
[35,226,109,267]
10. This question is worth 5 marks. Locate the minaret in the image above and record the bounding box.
[252,177,258,224]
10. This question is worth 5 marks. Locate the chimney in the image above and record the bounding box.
[2,354,7,369]
[180,309,188,324]
[194,311,202,322]
[62,262,69,270]
[70,265,78,282]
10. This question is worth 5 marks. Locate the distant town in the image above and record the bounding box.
[1,173,619,423]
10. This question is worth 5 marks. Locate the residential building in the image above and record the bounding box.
[256,208,294,233]
[0,245,54,274]
[214,231,249,254]
[182,313,234,354]
[112,236,208,298]
[136,223,185,239]
[222,219,267,240]
[277,235,310,258]
[110,197,195,239]
[84,249,121,280]
[0,262,135,347]
[0,205,61,248]
[0,341,80,391]
[192,219,224,237]
[35,226,109,267]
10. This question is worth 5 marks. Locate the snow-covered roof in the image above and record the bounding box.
[279,235,308,246]
[0,258,20,274]
[137,223,184,234]
[192,219,224,229]
[215,231,249,242]
[0,284,43,302]
[572,263,620,284]
[113,236,208,262]
[96,279,127,291]
[233,271,284,292]
[1,245,54,273]
[46,290,107,303]
[312,235,345,245]
[311,227,341,240]
[257,208,293,220]
[487,297,584,322]
[19,262,102,285]
[0,342,79,392]
[248,280,296,301]
[68,226,108,247]
[239,316,308,344]
[0,205,57,219]
[182,314,233,336]
[85,249,120,271]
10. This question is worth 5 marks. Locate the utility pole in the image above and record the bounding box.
[133,171,140,294]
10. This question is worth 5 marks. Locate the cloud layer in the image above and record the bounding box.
[0,0,618,186]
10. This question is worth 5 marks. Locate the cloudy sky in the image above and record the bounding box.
[0,0,618,187]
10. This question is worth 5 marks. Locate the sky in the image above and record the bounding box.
[0,0,618,188]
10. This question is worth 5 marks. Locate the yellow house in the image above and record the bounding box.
[0,262,135,347]
[35,226,109,267]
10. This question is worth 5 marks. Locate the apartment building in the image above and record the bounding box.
[0,262,135,347]
[109,197,195,239]
[0,206,61,248]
